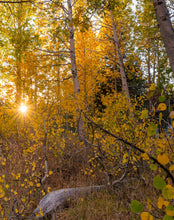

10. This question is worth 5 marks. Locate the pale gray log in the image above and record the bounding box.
[32,185,105,218]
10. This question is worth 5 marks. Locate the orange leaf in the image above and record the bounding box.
[157,153,169,165]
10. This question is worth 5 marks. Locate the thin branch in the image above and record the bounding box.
[0,0,31,3]
[83,112,174,184]
[35,48,70,53]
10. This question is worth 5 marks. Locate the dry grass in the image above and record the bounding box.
[0,136,165,219]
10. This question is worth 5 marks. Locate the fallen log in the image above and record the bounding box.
[32,185,105,219]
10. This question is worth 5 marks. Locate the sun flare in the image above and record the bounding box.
[19,104,27,113]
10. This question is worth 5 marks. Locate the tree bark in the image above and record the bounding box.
[16,61,22,104]
[67,0,86,140]
[110,10,130,99]
[152,0,174,75]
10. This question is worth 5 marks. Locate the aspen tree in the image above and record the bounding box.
[152,0,174,75]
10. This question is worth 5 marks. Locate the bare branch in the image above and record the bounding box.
[36,48,70,53]
[0,0,31,3]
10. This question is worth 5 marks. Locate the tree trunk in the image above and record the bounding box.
[152,0,174,75]
[67,0,86,140]
[16,60,22,104]
[110,10,130,99]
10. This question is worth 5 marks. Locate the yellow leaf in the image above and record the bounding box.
[157,196,169,209]
[122,158,127,164]
[169,165,174,171]
[172,121,174,129]
[5,184,9,189]
[158,143,165,149]
[164,201,169,207]
[169,111,174,119]
[36,183,41,187]
[157,196,164,209]
[142,153,149,160]
[157,103,167,111]
[29,181,33,186]
[141,212,153,220]
[0,188,5,198]
[157,153,169,165]
[147,199,152,211]
[39,210,44,216]
[48,171,53,175]
[35,213,40,217]
[4,197,8,202]
[21,198,25,202]
[149,83,156,91]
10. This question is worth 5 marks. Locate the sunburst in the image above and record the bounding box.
[19,103,27,113]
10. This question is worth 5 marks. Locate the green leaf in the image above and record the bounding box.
[153,175,166,189]
[131,200,143,213]
[162,185,174,200]
[149,91,154,97]
[159,96,166,102]
[140,109,148,119]
[147,122,157,136]
[163,215,173,220]
[150,164,157,171]
[166,205,174,216]
[159,112,163,124]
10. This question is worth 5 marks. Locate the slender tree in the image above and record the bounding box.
[110,10,130,98]
[152,0,174,75]
[67,0,86,140]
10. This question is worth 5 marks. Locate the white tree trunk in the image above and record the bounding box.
[110,10,130,99]
[67,0,86,140]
